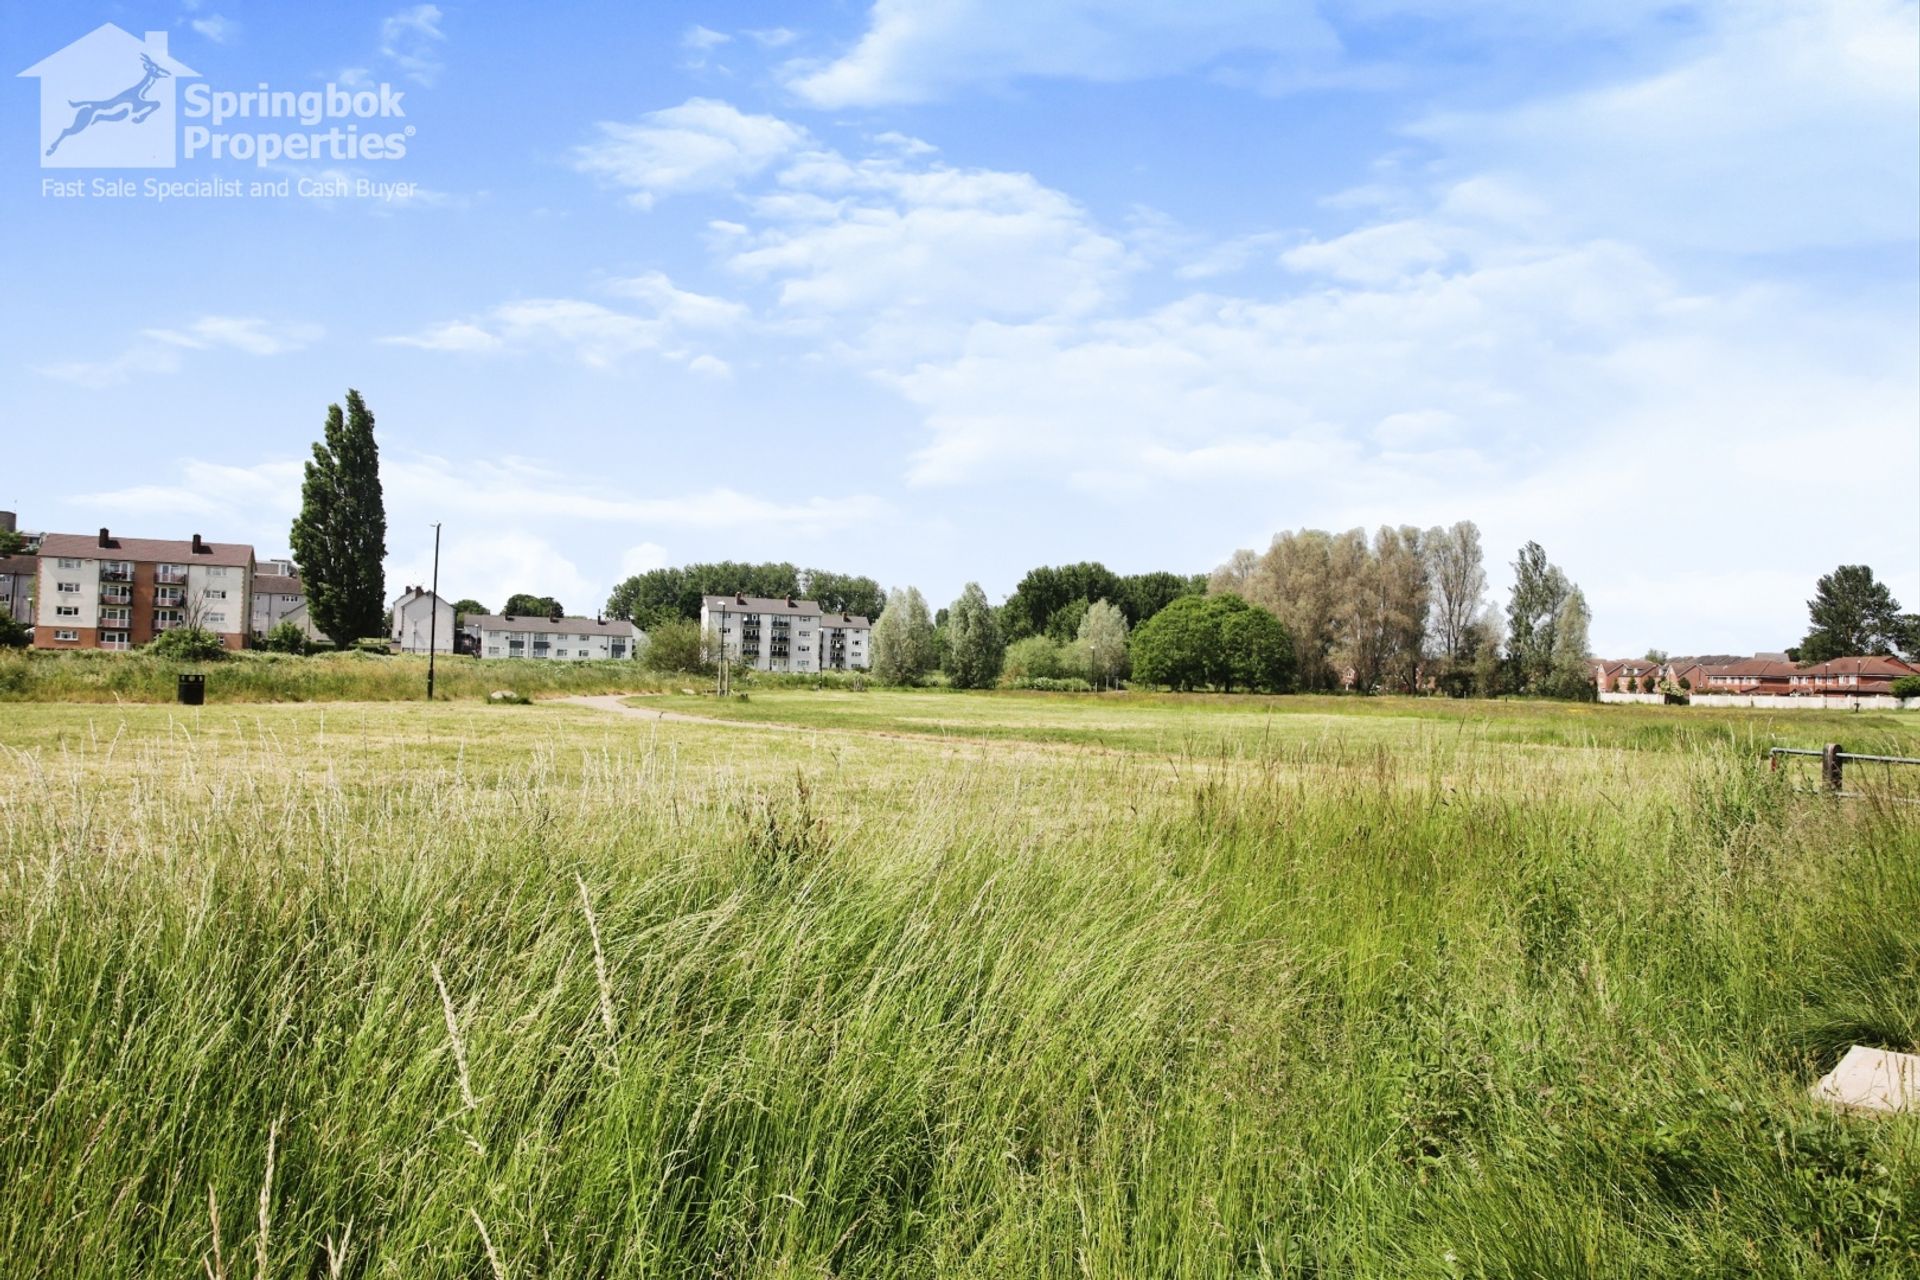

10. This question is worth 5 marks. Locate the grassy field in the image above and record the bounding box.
[0,648,671,703]
[0,692,1915,1276]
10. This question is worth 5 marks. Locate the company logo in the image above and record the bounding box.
[20,23,414,175]
[19,25,197,168]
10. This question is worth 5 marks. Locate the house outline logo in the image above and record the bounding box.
[19,25,199,169]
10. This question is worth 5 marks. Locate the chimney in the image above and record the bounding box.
[735,592,746,605]
[786,594,795,607]
[98,527,110,548]
[191,533,208,554]
[504,612,515,621]
[0,511,15,534]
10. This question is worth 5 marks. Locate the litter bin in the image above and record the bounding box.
[177,673,205,706]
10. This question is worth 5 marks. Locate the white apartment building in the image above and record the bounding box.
[390,586,456,654]
[469,613,641,660]
[699,593,872,673]
[34,529,254,651]
[251,559,305,635]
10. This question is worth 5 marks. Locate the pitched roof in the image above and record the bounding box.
[469,614,638,637]
[253,573,301,596]
[1796,656,1917,677]
[38,531,253,569]
[0,554,37,578]
[699,594,874,628]
[703,593,823,615]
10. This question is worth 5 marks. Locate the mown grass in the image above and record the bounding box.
[0,648,667,704]
[0,698,1915,1277]
[642,686,1920,761]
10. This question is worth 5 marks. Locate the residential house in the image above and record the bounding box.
[0,555,35,627]
[250,559,305,636]
[699,593,871,673]
[276,600,332,648]
[34,529,253,651]
[469,613,641,660]
[390,585,455,654]
[0,511,39,627]
[1783,656,1918,695]
[1594,658,1664,694]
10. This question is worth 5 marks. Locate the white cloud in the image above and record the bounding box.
[69,457,891,620]
[619,542,670,577]
[190,14,237,43]
[785,0,1344,106]
[1411,0,1920,252]
[570,99,811,209]
[725,146,1130,359]
[682,25,731,52]
[382,273,744,367]
[40,316,321,387]
[746,27,799,48]
[380,3,447,85]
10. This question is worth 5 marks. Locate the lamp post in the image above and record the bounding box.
[426,522,441,701]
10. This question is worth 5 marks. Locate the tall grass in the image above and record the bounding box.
[0,703,1914,1276]
[0,648,670,703]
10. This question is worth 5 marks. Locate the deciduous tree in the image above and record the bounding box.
[871,587,936,684]
[1078,598,1130,688]
[944,582,1004,689]
[502,593,564,618]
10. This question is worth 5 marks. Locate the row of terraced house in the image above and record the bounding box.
[1595,653,1918,698]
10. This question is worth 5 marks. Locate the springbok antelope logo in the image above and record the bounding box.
[19,25,198,168]
[45,53,169,156]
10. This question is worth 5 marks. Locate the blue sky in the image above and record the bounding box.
[4,0,1915,654]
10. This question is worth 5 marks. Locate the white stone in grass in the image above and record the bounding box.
[1810,1045,1920,1114]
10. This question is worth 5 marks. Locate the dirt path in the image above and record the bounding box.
[555,694,814,732]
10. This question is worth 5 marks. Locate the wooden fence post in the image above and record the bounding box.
[1822,743,1844,792]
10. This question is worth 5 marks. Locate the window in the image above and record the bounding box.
[55,605,79,618]
[205,589,227,600]
[487,646,500,657]
[100,632,130,651]
[57,558,84,569]
[57,581,81,594]
[207,567,229,577]
[54,629,78,641]
[101,607,129,624]
[206,612,226,625]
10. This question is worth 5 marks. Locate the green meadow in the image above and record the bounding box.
[0,691,1914,1276]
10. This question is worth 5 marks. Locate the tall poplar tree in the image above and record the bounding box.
[290,390,387,645]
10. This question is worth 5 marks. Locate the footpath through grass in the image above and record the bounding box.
[0,697,1915,1276]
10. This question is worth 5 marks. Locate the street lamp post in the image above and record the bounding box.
[426,522,441,701]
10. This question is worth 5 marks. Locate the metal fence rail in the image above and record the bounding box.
[1769,744,1920,792]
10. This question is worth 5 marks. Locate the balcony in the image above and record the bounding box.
[154,592,186,608]
[100,587,132,605]
[100,566,133,583]
[156,567,189,585]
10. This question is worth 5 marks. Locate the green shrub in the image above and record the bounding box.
[351,638,393,655]
[643,619,713,675]
[1002,635,1069,683]
[146,627,227,662]
[1890,675,1920,700]
[1007,676,1094,692]
[0,614,29,650]
[263,621,310,655]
